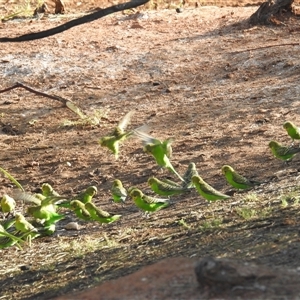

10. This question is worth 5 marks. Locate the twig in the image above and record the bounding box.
[231,42,300,54]
[0,82,72,106]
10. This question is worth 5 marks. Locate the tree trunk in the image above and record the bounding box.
[249,0,294,25]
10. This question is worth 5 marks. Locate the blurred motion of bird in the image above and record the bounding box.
[99,111,137,160]
[134,129,184,181]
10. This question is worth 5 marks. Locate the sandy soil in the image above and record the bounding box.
[1,2,300,299]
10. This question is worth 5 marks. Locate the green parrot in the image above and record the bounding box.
[129,188,170,213]
[13,191,65,225]
[133,129,184,180]
[99,111,135,160]
[269,140,300,161]
[1,194,16,217]
[75,186,98,204]
[85,202,122,224]
[283,121,300,144]
[111,179,127,203]
[70,200,93,221]
[59,186,98,209]
[27,204,64,225]
[159,178,181,187]
[182,162,199,189]
[221,165,260,190]
[14,213,40,246]
[41,183,60,197]
[148,176,188,196]
[191,175,230,201]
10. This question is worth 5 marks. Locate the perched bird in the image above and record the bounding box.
[129,188,170,213]
[283,121,300,144]
[148,176,188,196]
[85,202,121,224]
[14,213,39,246]
[41,183,60,197]
[111,179,127,204]
[192,175,230,201]
[268,141,300,161]
[182,162,199,189]
[1,194,16,217]
[221,165,260,190]
[70,200,92,221]
[99,111,135,160]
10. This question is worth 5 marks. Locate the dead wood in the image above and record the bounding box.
[249,0,295,25]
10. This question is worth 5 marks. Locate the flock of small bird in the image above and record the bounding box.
[0,112,300,250]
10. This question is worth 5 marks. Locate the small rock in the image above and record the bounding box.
[64,222,79,230]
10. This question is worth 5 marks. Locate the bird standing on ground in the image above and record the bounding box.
[192,175,230,201]
[70,200,92,221]
[268,140,300,161]
[148,176,188,196]
[283,121,300,145]
[85,202,121,224]
[1,194,16,217]
[129,188,170,213]
[111,179,127,204]
[182,162,199,189]
[14,213,39,247]
[221,165,260,190]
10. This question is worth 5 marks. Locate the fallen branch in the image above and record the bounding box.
[0,0,150,42]
[0,82,70,105]
[231,42,300,54]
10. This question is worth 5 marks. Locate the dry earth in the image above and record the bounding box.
[1,2,300,299]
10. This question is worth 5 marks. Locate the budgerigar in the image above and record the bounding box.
[148,177,188,196]
[129,188,170,213]
[133,129,184,180]
[13,191,65,225]
[14,213,39,246]
[1,194,16,217]
[99,111,135,160]
[27,204,64,225]
[41,183,60,197]
[269,140,300,161]
[192,175,230,201]
[182,162,199,189]
[221,165,260,190]
[111,179,127,204]
[70,200,92,221]
[85,202,121,224]
[283,121,300,144]
[73,186,98,204]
